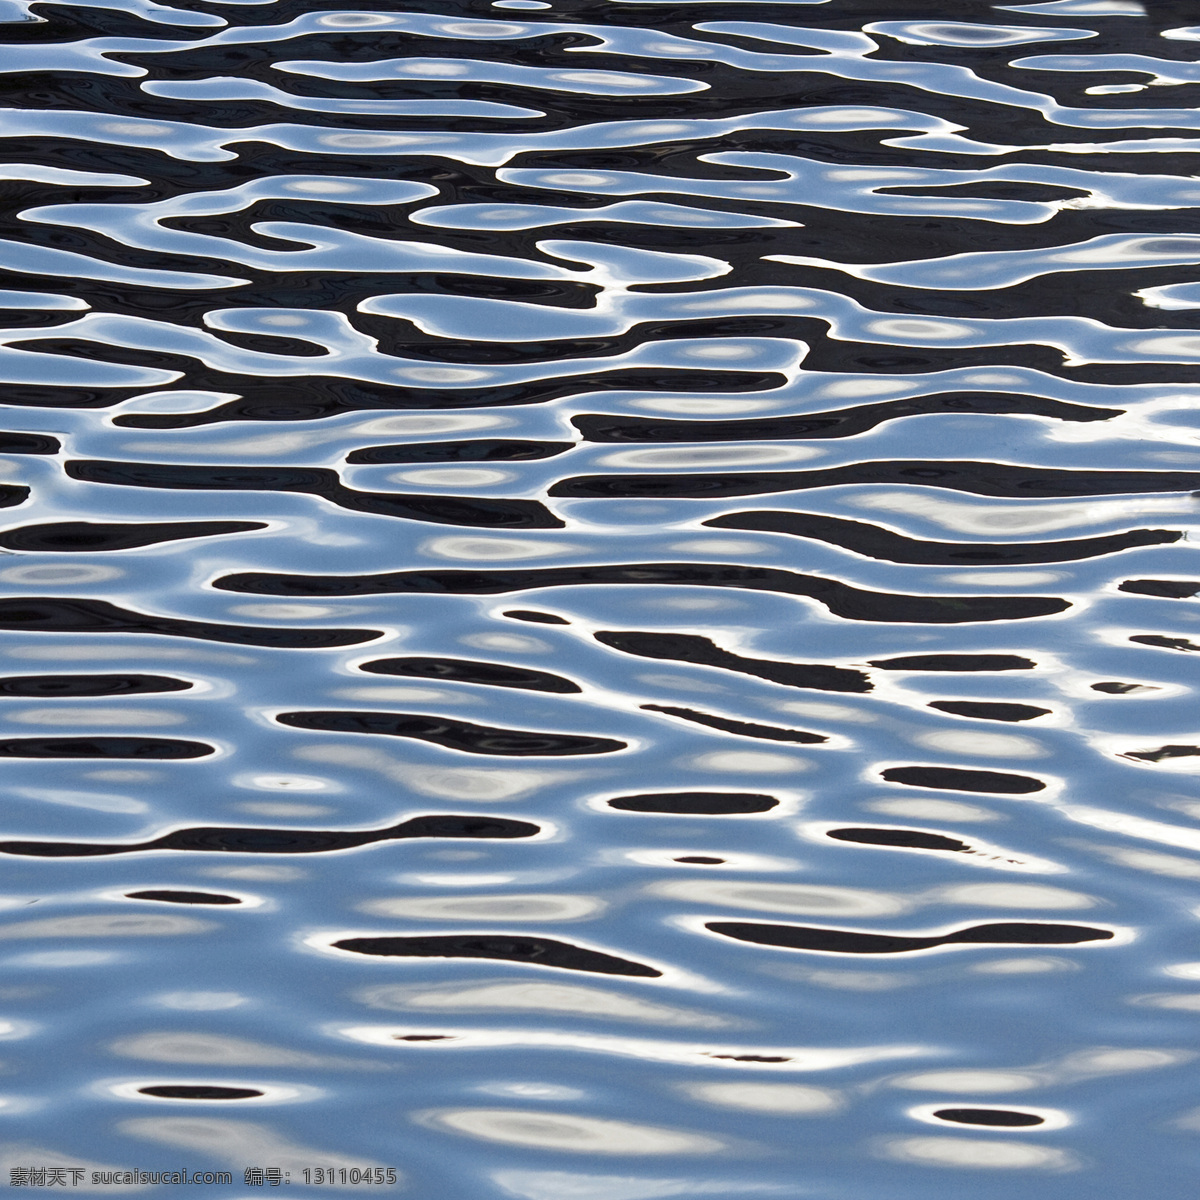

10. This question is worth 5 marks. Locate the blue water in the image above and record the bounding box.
[0,0,1198,1194]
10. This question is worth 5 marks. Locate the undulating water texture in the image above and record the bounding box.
[0,0,1198,1194]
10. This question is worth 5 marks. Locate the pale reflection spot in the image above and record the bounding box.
[393,367,493,383]
[798,969,907,991]
[667,539,763,556]
[390,468,515,487]
[201,865,305,881]
[294,744,559,801]
[882,1136,1076,1170]
[914,731,1046,759]
[657,880,907,917]
[236,774,333,791]
[332,686,472,704]
[653,596,737,610]
[637,673,724,694]
[479,1083,584,1100]
[100,122,172,135]
[8,950,116,968]
[83,770,158,783]
[1164,963,1200,980]
[284,178,358,195]
[8,707,185,727]
[424,1108,722,1155]
[358,894,601,921]
[934,884,1095,910]
[940,571,1062,586]
[685,1082,842,1114]
[119,1116,386,1176]
[0,914,211,939]
[688,750,808,773]
[318,12,392,25]
[893,1070,1039,1093]
[775,700,873,723]
[14,787,146,814]
[10,645,255,665]
[404,874,514,886]
[971,958,1074,974]
[629,397,779,415]
[1061,1048,1188,1075]
[439,20,529,35]
[227,604,348,619]
[358,981,727,1027]
[0,564,122,585]
[866,798,999,822]
[358,413,507,436]
[1135,994,1200,1011]
[110,1033,368,1068]
[235,802,334,818]
[156,991,247,1011]
[423,536,577,561]
[598,445,818,469]
[865,318,969,340]
[816,378,910,398]
[461,632,550,653]
[492,1170,751,1200]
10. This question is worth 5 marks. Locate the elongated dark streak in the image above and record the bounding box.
[705,511,1180,566]
[212,563,1068,625]
[65,460,562,530]
[550,462,1200,501]
[0,814,541,858]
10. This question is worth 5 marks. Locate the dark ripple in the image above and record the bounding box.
[0,737,213,759]
[931,1108,1045,1128]
[0,521,267,552]
[707,921,1113,955]
[275,710,625,756]
[607,792,777,815]
[346,440,574,465]
[0,432,60,454]
[1130,635,1200,653]
[137,1086,263,1101]
[881,766,1046,795]
[126,890,242,905]
[550,463,1200,501]
[574,393,1120,444]
[212,564,1069,625]
[333,934,661,978]
[0,597,380,648]
[927,701,1051,723]
[640,704,827,744]
[0,674,191,697]
[503,610,569,625]
[0,814,540,858]
[64,461,562,530]
[598,630,869,694]
[870,654,1035,672]
[359,656,581,694]
[1119,580,1200,599]
[826,828,970,853]
[1122,745,1200,764]
[706,511,1180,567]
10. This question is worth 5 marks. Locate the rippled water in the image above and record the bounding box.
[0,0,1199,1193]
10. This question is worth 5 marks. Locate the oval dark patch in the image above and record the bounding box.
[138,1085,263,1101]
[826,828,970,852]
[607,792,778,815]
[126,890,242,905]
[881,766,1045,794]
[333,934,661,978]
[0,674,192,697]
[932,1108,1045,1128]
